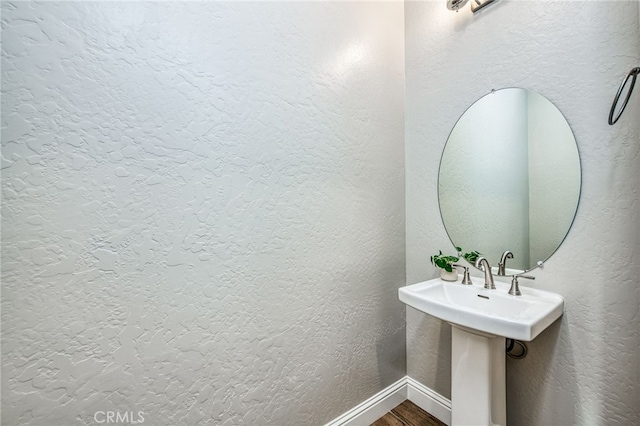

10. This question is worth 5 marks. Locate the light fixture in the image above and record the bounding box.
[447,0,496,13]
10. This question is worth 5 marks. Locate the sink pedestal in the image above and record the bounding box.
[451,325,506,426]
[399,278,564,425]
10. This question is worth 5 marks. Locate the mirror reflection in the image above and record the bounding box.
[438,88,581,273]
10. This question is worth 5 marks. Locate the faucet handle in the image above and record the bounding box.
[508,274,535,296]
[453,264,473,285]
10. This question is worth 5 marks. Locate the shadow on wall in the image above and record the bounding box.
[435,322,451,396]
[506,318,579,425]
[409,311,452,399]
[376,326,408,388]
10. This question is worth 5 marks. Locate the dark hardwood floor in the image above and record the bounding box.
[371,400,446,426]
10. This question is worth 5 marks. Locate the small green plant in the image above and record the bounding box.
[430,250,460,273]
[431,247,482,272]
[461,250,481,264]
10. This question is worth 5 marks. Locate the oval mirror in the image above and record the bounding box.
[438,88,581,274]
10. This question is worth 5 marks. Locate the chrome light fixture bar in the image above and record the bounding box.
[447,0,496,13]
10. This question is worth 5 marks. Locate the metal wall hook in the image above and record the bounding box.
[608,67,640,125]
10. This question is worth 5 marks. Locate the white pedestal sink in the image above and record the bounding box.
[399,277,564,426]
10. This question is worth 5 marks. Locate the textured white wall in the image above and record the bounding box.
[406,1,639,425]
[1,2,405,425]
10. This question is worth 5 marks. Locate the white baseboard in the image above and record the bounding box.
[323,376,451,426]
[406,376,451,425]
[324,377,408,426]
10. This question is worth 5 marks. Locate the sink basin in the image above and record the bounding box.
[399,277,564,341]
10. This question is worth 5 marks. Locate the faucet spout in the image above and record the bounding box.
[498,251,513,275]
[475,257,496,289]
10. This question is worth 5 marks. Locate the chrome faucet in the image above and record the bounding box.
[508,274,535,296]
[498,251,513,275]
[453,264,473,285]
[475,257,496,289]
